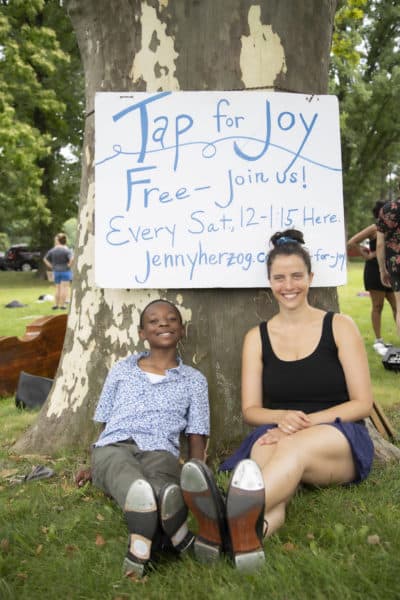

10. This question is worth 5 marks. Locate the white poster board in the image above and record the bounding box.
[95,91,346,288]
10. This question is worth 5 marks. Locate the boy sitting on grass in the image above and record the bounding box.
[76,300,209,577]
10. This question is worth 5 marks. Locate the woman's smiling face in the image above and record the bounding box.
[269,254,313,309]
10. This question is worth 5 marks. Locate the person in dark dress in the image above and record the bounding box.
[347,201,396,355]
[376,195,400,336]
[181,229,374,573]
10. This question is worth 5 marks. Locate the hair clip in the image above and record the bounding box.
[276,236,297,246]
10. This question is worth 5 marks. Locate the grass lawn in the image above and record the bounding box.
[0,271,61,338]
[0,266,399,599]
[342,262,399,409]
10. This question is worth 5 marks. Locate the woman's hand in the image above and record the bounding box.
[278,410,311,434]
[258,427,288,445]
[379,266,392,288]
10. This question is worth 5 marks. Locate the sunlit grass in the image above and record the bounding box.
[0,272,59,338]
[338,261,399,409]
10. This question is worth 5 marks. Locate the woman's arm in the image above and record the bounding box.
[241,326,309,429]
[67,248,74,268]
[306,313,373,426]
[376,231,391,286]
[347,224,376,259]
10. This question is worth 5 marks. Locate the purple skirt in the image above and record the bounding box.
[219,418,374,484]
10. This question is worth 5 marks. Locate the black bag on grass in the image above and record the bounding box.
[382,347,400,373]
[15,371,53,409]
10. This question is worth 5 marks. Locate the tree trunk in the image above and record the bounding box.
[366,420,400,462]
[15,0,344,457]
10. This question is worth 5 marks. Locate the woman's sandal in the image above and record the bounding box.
[180,459,228,563]
[123,479,158,577]
[226,459,266,572]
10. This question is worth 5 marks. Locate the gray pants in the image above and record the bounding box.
[92,440,182,509]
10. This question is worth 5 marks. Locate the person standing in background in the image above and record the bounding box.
[376,194,400,337]
[347,201,396,356]
[43,233,73,310]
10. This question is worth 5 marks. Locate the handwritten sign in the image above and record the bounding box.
[95,91,346,288]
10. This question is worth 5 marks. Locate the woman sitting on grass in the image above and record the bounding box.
[181,229,374,572]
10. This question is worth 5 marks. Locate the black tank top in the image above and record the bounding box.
[367,237,379,266]
[368,237,377,253]
[260,312,349,413]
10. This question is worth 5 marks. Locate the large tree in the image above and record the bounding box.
[0,0,83,247]
[15,0,341,457]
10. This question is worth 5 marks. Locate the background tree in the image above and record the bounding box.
[0,232,10,251]
[331,0,400,234]
[15,0,341,457]
[0,0,83,248]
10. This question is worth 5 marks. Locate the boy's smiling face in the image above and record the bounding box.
[139,301,184,348]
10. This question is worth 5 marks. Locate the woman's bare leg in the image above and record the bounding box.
[394,291,400,336]
[250,425,356,534]
[369,290,384,339]
[385,290,397,322]
[59,281,69,307]
[55,283,61,307]
[263,502,286,536]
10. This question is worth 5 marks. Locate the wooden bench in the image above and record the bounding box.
[0,314,67,397]
[370,402,396,441]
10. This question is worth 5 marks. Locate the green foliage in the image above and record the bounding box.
[339,261,399,408]
[62,216,77,249]
[0,0,83,248]
[0,232,10,251]
[330,0,400,235]
[331,0,366,73]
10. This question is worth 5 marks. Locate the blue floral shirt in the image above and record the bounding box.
[93,353,209,457]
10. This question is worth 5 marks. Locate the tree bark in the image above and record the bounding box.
[366,420,400,462]
[15,0,344,457]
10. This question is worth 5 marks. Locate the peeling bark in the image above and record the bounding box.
[240,4,287,88]
[15,0,346,457]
